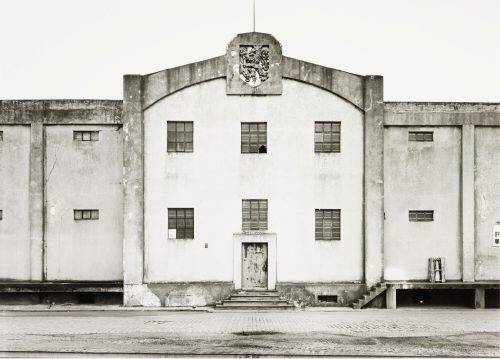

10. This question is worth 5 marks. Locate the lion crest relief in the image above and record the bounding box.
[239,45,270,87]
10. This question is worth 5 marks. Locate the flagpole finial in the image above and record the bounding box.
[253,0,256,32]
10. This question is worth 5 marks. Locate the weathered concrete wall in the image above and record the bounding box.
[384,126,462,280]
[45,125,123,280]
[475,127,500,280]
[0,126,31,280]
[147,282,233,307]
[276,282,366,307]
[144,78,364,284]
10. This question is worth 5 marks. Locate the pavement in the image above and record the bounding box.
[0,307,499,357]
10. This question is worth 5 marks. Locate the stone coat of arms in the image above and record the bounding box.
[239,45,270,87]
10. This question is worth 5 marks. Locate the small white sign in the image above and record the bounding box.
[168,229,176,239]
[494,224,500,247]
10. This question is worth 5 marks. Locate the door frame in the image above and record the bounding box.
[233,232,277,290]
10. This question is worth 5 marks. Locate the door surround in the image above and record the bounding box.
[233,233,277,290]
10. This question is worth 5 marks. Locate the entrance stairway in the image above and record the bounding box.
[352,282,387,309]
[215,290,295,310]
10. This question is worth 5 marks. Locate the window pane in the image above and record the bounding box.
[176,228,185,239]
[176,122,185,131]
[74,131,82,140]
[82,132,91,141]
[323,123,332,132]
[185,142,193,152]
[315,123,323,132]
[185,122,193,131]
[82,210,91,219]
[250,124,258,132]
[91,210,99,220]
[74,210,82,220]
[258,123,266,131]
[91,131,99,141]
[241,123,249,132]
[176,142,185,152]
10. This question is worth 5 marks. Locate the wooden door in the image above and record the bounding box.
[242,243,268,289]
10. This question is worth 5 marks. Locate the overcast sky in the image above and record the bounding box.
[0,0,499,102]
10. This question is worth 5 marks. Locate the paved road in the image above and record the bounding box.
[1,309,499,357]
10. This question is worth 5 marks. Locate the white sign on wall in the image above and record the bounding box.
[494,223,500,247]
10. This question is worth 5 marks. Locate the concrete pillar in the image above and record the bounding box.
[462,124,475,282]
[123,75,145,305]
[386,286,396,309]
[474,288,485,309]
[364,75,385,287]
[29,121,44,281]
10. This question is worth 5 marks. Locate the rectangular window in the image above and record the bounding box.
[242,199,268,230]
[315,209,341,240]
[167,121,193,152]
[74,209,99,220]
[0,210,3,220]
[168,208,194,239]
[74,131,99,141]
[315,122,341,153]
[408,131,433,142]
[409,210,434,222]
[241,122,267,153]
[0,131,3,141]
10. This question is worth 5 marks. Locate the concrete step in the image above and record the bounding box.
[228,296,281,301]
[221,300,289,306]
[234,291,279,296]
[215,304,295,310]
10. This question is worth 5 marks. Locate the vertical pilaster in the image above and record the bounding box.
[123,75,145,304]
[364,75,385,287]
[462,124,475,282]
[386,286,396,309]
[29,121,44,281]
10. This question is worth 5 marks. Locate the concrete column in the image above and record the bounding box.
[462,124,475,282]
[364,75,385,287]
[29,121,44,281]
[386,286,396,309]
[123,75,145,305]
[474,288,485,309]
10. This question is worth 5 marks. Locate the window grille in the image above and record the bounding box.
[74,209,99,220]
[242,199,268,230]
[409,210,434,221]
[167,121,193,152]
[241,123,267,153]
[314,122,340,153]
[315,209,341,240]
[168,208,194,239]
[74,131,99,141]
[409,131,433,142]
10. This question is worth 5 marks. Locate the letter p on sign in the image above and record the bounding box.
[494,224,500,246]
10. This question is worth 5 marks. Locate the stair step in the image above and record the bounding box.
[222,300,290,305]
[235,291,279,296]
[216,304,295,311]
[229,295,281,301]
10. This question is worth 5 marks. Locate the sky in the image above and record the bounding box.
[0,0,499,102]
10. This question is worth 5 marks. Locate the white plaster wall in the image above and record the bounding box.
[0,125,30,280]
[384,126,462,280]
[45,125,123,280]
[144,79,364,283]
[475,127,500,280]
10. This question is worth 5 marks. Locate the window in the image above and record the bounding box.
[409,210,434,222]
[167,121,193,152]
[315,122,341,152]
[409,131,433,142]
[242,199,268,231]
[0,210,3,220]
[74,209,99,220]
[74,131,99,141]
[0,131,3,141]
[168,208,194,239]
[241,123,267,153]
[315,209,341,240]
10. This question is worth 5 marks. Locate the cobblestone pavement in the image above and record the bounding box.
[1,309,499,357]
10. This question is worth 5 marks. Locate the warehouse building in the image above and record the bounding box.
[0,32,499,308]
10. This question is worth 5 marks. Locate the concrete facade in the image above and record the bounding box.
[0,33,499,307]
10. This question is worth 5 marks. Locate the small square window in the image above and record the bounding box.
[315,122,340,153]
[91,210,99,220]
[241,123,267,153]
[315,209,341,240]
[167,122,193,153]
[90,131,99,141]
[168,208,194,239]
[74,210,82,220]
